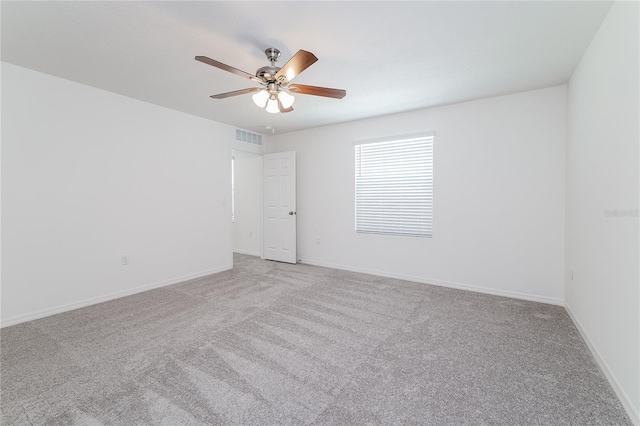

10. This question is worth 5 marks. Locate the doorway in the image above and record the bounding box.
[231,150,263,258]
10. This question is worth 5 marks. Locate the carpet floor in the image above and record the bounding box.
[1,253,632,425]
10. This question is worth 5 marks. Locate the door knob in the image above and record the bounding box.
[289,211,294,215]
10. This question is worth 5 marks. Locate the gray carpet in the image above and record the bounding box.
[0,253,631,425]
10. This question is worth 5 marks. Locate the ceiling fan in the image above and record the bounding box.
[195,48,346,114]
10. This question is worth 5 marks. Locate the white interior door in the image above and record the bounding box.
[263,151,296,263]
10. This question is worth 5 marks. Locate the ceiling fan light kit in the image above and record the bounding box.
[277,91,295,109]
[265,96,280,114]
[195,47,346,114]
[252,89,269,108]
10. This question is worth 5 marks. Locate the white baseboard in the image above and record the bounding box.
[565,302,640,426]
[0,264,232,328]
[233,249,262,257]
[299,258,564,306]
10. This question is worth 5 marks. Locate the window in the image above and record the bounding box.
[355,132,434,238]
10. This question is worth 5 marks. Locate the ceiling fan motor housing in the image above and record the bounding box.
[256,65,281,80]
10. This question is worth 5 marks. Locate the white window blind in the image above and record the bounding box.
[355,132,434,238]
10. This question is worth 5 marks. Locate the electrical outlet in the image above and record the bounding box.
[316,237,320,245]
[121,255,130,266]
[249,231,253,238]
[570,266,574,280]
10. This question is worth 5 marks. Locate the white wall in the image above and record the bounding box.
[565,1,639,422]
[268,86,566,304]
[1,62,233,326]
[232,150,263,256]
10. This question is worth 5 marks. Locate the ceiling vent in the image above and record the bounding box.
[235,129,262,145]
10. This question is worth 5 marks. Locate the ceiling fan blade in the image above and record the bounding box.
[288,84,346,99]
[195,56,262,82]
[277,97,294,113]
[274,50,318,83]
[210,87,261,99]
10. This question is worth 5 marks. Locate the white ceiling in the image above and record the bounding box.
[2,1,612,135]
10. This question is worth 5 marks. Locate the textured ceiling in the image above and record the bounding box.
[1,1,612,135]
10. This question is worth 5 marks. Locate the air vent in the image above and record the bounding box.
[235,129,262,146]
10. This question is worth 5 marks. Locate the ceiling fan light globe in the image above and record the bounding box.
[265,98,280,114]
[278,91,295,109]
[252,89,269,108]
